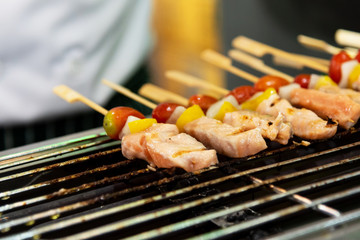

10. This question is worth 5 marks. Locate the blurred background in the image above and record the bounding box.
[1,0,360,152]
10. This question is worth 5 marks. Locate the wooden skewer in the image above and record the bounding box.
[101,79,157,110]
[335,29,360,49]
[200,49,259,83]
[272,55,304,70]
[165,70,229,95]
[228,49,293,82]
[232,36,328,73]
[297,34,357,57]
[138,84,184,105]
[138,83,189,106]
[53,85,108,115]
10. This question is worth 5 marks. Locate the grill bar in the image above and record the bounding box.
[2,138,358,233]
[248,176,341,217]
[14,154,359,240]
[189,184,360,240]
[268,208,360,240]
[68,168,360,240]
[1,127,360,239]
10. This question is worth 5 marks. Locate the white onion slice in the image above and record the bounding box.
[339,60,358,88]
[278,83,300,100]
[166,106,186,124]
[206,95,239,119]
[308,74,320,89]
[119,116,141,139]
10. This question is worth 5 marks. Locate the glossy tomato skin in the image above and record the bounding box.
[356,50,360,62]
[103,107,145,140]
[188,94,217,113]
[254,75,289,92]
[329,50,352,83]
[294,74,311,88]
[152,102,182,123]
[226,85,256,104]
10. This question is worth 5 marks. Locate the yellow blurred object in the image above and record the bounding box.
[348,64,360,88]
[241,88,277,111]
[176,105,205,132]
[150,0,224,98]
[213,101,237,121]
[314,75,337,90]
[128,118,157,134]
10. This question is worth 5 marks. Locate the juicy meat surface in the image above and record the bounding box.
[290,88,360,130]
[184,117,267,158]
[223,110,292,145]
[257,94,338,140]
[319,85,360,105]
[121,123,218,172]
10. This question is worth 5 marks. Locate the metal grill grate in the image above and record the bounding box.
[1,126,360,239]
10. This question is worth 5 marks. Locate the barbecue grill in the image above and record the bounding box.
[1,123,360,240]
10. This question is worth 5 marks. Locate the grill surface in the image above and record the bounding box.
[1,125,360,239]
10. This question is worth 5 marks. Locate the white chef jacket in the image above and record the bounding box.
[0,0,152,126]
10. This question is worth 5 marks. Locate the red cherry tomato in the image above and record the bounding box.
[152,102,183,123]
[188,94,218,113]
[355,50,360,62]
[103,107,145,140]
[294,74,311,88]
[329,50,352,83]
[226,85,256,104]
[254,75,289,92]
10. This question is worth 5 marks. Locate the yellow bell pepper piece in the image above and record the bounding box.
[176,104,205,132]
[241,88,277,111]
[128,118,157,134]
[213,101,238,121]
[348,64,360,89]
[314,75,337,90]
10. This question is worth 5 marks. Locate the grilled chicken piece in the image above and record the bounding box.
[184,117,267,158]
[223,110,292,145]
[121,123,218,172]
[290,88,360,130]
[257,94,338,140]
[318,85,360,105]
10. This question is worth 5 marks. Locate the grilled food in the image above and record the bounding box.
[122,123,218,172]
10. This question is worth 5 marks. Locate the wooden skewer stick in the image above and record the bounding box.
[138,83,189,106]
[228,49,293,82]
[297,34,357,57]
[139,84,187,105]
[53,85,108,115]
[165,70,229,95]
[335,29,360,49]
[232,36,328,73]
[101,79,157,110]
[201,49,259,83]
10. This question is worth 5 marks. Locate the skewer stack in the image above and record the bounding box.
[53,29,360,173]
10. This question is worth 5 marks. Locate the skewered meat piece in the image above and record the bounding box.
[183,117,267,158]
[257,93,338,140]
[122,123,218,172]
[290,88,360,130]
[223,110,292,145]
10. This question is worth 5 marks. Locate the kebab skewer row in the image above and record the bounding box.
[201,49,360,130]
[53,84,218,173]
[140,82,292,145]
[232,36,360,91]
[229,48,360,105]
[103,80,268,159]
[165,70,337,141]
[226,49,360,129]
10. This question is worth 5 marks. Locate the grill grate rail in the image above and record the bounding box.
[1,128,360,239]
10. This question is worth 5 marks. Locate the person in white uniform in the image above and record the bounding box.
[0,1,153,150]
